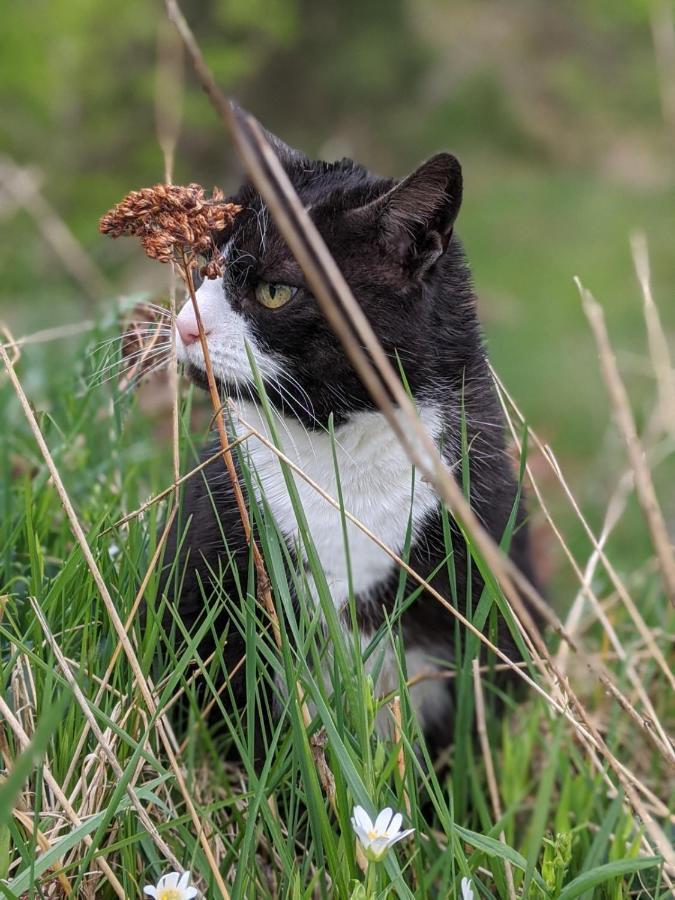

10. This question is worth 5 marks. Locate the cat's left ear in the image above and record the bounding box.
[353,153,463,273]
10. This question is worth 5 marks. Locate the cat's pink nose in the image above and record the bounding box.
[176,304,210,346]
[176,319,200,346]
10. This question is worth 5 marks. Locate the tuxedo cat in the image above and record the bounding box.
[161,127,536,749]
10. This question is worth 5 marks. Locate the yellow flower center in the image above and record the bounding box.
[367,829,380,840]
[157,890,182,900]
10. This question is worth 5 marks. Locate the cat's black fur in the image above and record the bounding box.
[160,125,537,751]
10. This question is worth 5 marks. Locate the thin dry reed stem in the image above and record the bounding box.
[0,157,112,306]
[472,660,516,900]
[102,434,253,535]
[491,365,675,693]
[0,321,95,352]
[577,277,675,608]
[0,341,232,899]
[156,24,674,866]
[631,232,675,436]
[390,695,410,817]
[63,508,178,803]
[29,597,183,870]
[0,694,126,898]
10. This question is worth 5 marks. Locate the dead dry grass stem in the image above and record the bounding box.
[0,339,232,899]
[158,11,674,867]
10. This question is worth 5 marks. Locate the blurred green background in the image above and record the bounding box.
[1,0,674,589]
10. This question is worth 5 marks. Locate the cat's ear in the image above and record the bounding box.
[354,153,462,273]
[230,100,307,170]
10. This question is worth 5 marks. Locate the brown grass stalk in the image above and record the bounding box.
[0,694,126,898]
[173,251,336,804]
[491,366,675,693]
[472,660,516,900]
[0,341,232,899]
[158,18,675,866]
[577,277,675,607]
[631,232,675,437]
[102,433,253,536]
[29,596,183,870]
[389,695,410,817]
[179,251,282,650]
[155,19,184,496]
[63,507,178,803]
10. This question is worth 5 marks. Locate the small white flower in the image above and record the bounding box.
[460,876,475,900]
[143,870,198,900]
[350,805,414,861]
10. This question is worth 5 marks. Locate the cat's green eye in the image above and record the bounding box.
[255,282,295,310]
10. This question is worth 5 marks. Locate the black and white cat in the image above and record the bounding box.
[161,127,536,748]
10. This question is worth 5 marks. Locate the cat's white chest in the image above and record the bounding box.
[237,401,442,615]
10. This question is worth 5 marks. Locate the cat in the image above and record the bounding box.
[160,123,537,750]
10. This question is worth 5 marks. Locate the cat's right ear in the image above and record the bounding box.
[230,101,307,170]
[351,153,463,274]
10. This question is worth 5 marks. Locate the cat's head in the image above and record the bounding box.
[176,120,470,426]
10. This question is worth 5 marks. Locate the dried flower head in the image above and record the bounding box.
[99,183,240,277]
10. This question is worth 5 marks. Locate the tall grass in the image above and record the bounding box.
[1,6,673,892]
[0,271,673,897]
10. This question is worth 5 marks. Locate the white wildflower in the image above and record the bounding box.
[350,805,414,862]
[143,870,198,900]
[461,876,475,899]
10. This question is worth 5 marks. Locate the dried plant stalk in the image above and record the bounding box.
[158,8,675,873]
[578,277,675,609]
[0,693,126,898]
[179,254,284,651]
[100,176,337,806]
[472,660,516,900]
[0,342,232,899]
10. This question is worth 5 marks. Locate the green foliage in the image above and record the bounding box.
[0,332,670,897]
[542,832,573,895]
[1,3,674,894]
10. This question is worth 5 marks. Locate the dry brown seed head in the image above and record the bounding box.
[99,183,241,272]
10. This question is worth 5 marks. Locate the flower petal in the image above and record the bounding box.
[158,872,181,889]
[352,823,371,847]
[143,889,157,899]
[184,889,199,899]
[352,805,372,832]
[386,812,403,837]
[461,876,475,900]
[387,827,415,847]
[177,872,190,889]
[374,807,394,834]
